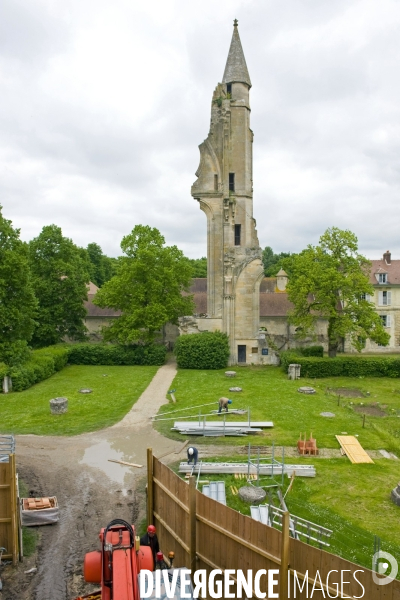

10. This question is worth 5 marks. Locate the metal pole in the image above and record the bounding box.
[282,445,285,487]
[147,448,154,526]
[247,443,250,479]
[257,446,260,486]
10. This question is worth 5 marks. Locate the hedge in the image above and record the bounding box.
[0,362,8,382]
[9,346,70,392]
[280,350,400,378]
[67,343,166,366]
[298,345,324,358]
[4,343,166,392]
[174,332,230,369]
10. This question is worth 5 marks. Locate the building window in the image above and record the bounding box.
[378,291,391,306]
[378,273,387,284]
[360,293,371,302]
[380,315,391,327]
[251,347,258,354]
[234,224,241,246]
[214,174,218,191]
[229,173,235,192]
[227,83,232,95]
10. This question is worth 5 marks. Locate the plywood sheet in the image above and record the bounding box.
[336,436,374,464]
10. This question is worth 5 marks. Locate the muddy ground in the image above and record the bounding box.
[0,362,181,600]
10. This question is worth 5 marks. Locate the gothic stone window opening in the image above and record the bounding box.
[227,83,232,96]
[214,174,218,191]
[234,224,241,246]
[229,172,235,192]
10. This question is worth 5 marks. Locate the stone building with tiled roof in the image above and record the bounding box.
[345,250,400,353]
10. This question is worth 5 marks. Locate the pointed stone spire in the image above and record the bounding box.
[222,19,252,88]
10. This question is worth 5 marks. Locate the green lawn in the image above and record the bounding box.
[154,366,400,452]
[0,365,158,436]
[161,366,400,573]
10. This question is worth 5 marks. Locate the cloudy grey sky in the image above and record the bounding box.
[1,0,400,259]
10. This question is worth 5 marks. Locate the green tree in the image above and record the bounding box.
[0,206,37,365]
[188,257,207,278]
[86,242,116,287]
[94,225,195,343]
[262,246,291,276]
[282,227,390,357]
[29,225,90,347]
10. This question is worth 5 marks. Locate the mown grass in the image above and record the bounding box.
[154,366,400,452]
[0,365,158,436]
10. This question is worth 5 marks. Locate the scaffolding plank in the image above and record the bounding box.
[336,436,374,464]
[174,421,273,429]
[179,462,316,477]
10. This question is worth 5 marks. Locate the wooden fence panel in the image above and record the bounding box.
[0,455,18,564]
[153,458,190,569]
[152,456,400,600]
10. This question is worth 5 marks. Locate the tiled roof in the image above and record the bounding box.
[369,260,400,285]
[260,293,293,317]
[85,293,121,318]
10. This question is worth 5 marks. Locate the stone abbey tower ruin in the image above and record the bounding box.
[191,21,264,364]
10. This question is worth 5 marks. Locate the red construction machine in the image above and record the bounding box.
[75,519,153,600]
[74,519,191,600]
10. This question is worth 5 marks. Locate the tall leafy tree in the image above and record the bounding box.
[0,206,37,365]
[283,227,389,357]
[86,242,116,287]
[262,246,291,276]
[94,225,195,343]
[29,225,90,347]
[188,257,207,278]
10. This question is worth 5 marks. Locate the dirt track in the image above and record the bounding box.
[1,361,180,600]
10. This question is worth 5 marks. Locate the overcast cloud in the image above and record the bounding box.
[1,0,400,260]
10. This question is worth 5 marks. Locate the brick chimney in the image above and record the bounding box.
[383,250,391,265]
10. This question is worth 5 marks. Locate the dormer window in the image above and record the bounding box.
[378,273,387,284]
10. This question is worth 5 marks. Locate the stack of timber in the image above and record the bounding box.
[20,496,59,526]
[172,419,273,437]
[179,462,316,477]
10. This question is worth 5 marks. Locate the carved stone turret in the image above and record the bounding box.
[191,21,264,364]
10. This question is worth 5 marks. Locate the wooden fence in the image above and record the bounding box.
[0,454,19,564]
[148,450,400,600]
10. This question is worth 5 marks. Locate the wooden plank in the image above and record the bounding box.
[10,454,18,564]
[147,448,153,525]
[188,476,196,576]
[336,436,374,464]
[107,459,142,468]
[279,512,290,600]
